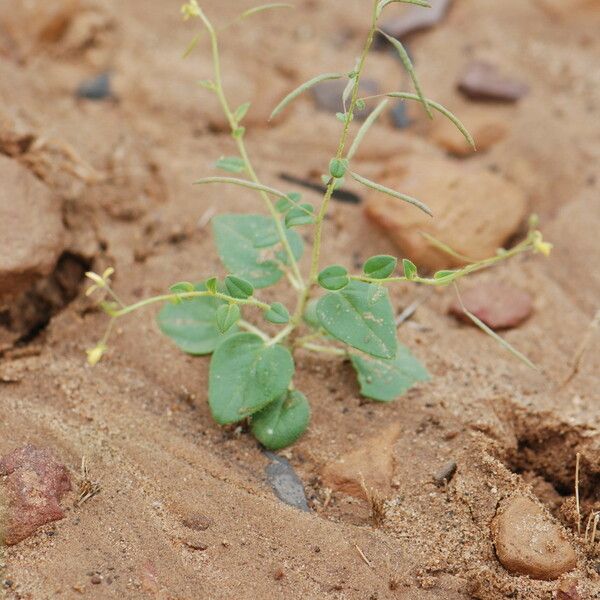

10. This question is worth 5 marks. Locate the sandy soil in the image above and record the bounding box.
[1,0,600,598]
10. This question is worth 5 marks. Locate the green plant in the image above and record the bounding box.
[85,0,552,450]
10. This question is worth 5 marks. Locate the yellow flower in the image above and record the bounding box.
[181,1,201,20]
[532,231,553,257]
[86,344,107,366]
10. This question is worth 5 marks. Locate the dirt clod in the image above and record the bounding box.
[491,495,577,580]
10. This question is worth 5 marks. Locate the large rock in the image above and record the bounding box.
[0,444,71,545]
[364,158,528,272]
[0,155,65,300]
[321,423,400,499]
[491,495,577,580]
[458,61,529,103]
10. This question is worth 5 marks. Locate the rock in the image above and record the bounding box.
[0,444,71,545]
[391,101,412,129]
[311,78,379,120]
[321,423,400,499]
[433,460,457,486]
[430,109,508,156]
[264,452,309,512]
[449,281,533,330]
[363,157,528,272]
[76,71,112,100]
[0,156,65,301]
[458,61,529,103]
[181,513,212,531]
[555,579,580,600]
[379,0,452,41]
[491,495,577,580]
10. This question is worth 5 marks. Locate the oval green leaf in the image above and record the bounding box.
[316,280,397,359]
[350,345,430,402]
[157,283,236,355]
[318,265,349,291]
[251,390,310,450]
[225,275,254,299]
[208,333,295,424]
[264,302,290,324]
[363,255,397,279]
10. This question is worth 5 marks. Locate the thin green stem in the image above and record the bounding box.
[109,290,271,319]
[300,342,347,357]
[198,8,304,288]
[238,319,271,341]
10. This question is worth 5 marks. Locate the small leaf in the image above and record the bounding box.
[363,255,397,279]
[285,204,315,227]
[318,265,349,291]
[169,281,196,294]
[208,333,295,424]
[270,73,345,120]
[378,29,432,118]
[336,112,347,122]
[347,99,389,160]
[215,156,246,174]
[198,79,215,90]
[157,283,236,355]
[264,302,290,324]
[350,345,430,402]
[434,270,457,281]
[183,32,203,59]
[216,304,241,333]
[232,126,246,139]
[385,93,475,150]
[205,277,218,293]
[251,390,310,450]
[350,171,432,217]
[275,192,301,213]
[225,275,254,299]
[316,280,397,359]
[329,158,348,179]
[233,102,251,122]
[212,214,298,288]
[402,259,418,280]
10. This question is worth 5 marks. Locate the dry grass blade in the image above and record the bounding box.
[76,457,101,507]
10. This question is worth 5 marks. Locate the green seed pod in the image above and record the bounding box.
[329,158,348,179]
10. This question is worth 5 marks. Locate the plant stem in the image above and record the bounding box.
[198,9,304,289]
[109,290,271,319]
[238,319,271,341]
[300,342,347,357]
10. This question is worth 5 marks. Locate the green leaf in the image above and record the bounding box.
[264,302,290,324]
[205,277,218,293]
[275,192,302,213]
[216,303,241,333]
[350,345,430,402]
[433,270,457,281]
[215,156,246,174]
[363,255,397,279]
[285,204,315,227]
[385,93,475,150]
[212,214,303,288]
[329,158,348,179]
[233,102,251,122]
[208,333,295,424]
[251,390,310,450]
[232,126,246,139]
[402,259,417,280]
[378,29,432,118]
[316,280,397,359]
[157,283,236,355]
[350,172,432,217]
[169,281,196,294]
[318,265,349,291]
[270,72,345,120]
[225,275,254,299]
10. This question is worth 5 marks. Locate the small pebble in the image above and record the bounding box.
[433,460,457,486]
[264,451,309,512]
[76,72,112,101]
[90,575,102,585]
[458,61,529,102]
[379,0,452,41]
